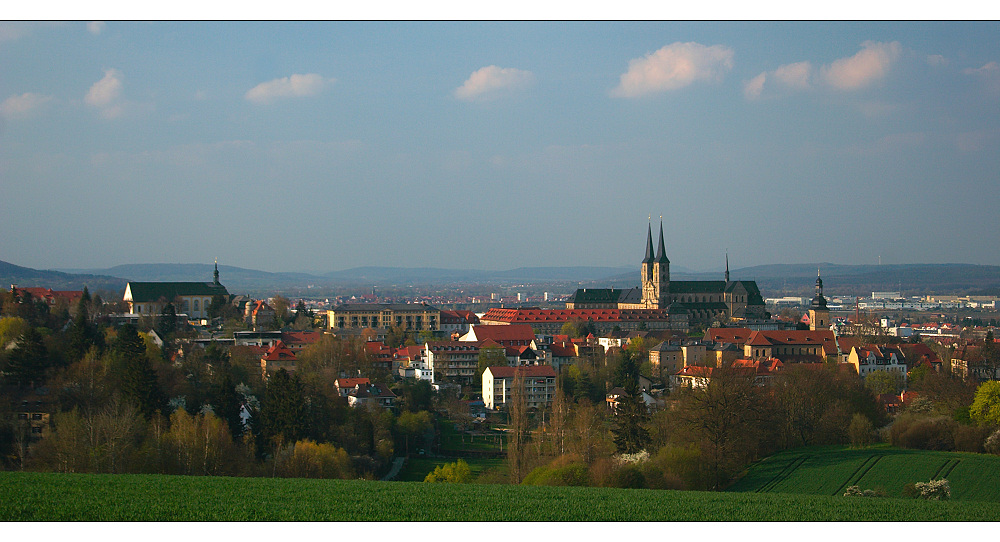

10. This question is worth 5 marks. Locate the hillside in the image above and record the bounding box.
[2,471,999,521]
[0,260,126,294]
[728,445,1000,501]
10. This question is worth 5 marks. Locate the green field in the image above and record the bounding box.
[729,445,1000,501]
[3,471,1000,521]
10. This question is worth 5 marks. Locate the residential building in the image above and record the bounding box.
[260,341,297,380]
[439,310,480,336]
[335,377,370,397]
[848,345,908,382]
[9,286,83,308]
[245,300,275,329]
[425,340,487,385]
[743,329,837,363]
[346,382,397,409]
[482,365,557,410]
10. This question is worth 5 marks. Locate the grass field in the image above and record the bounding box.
[3,471,1000,521]
[728,445,1000,501]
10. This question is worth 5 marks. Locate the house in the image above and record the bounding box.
[482,365,557,410]
[346,383,397,409]
[10,286,83,308]
[848,345,907,382]
[731,358,784,386]
[280,331,322,354]
[439,309,480,335]
[460,324,536,348]
[743,329,837,363]
[260,341,297,380]
[951,344,999,381]
[364,341,395,373]
[672,365,714,390]
[123,263,229,319]
[335,377,371,397]
[244,300,275,329]
[605,387,656,413]
[649,341,683,378]
[327,303,440,331]
[425,340,485,385]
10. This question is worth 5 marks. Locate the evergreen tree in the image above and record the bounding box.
[115,324,166,420]
[257,369,306,452]
[5,327,49,387]
[610,351,651,454]
[158,303,178,337]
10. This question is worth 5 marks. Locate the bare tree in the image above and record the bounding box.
[506,369,529,483]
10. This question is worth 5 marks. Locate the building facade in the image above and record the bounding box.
[123,263,229,319]
[482,365,557,410]
[327,303,440,332]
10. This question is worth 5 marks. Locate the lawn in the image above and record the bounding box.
[3,471,1000,521]
[438,420,506,454]
[729,445,1000,501]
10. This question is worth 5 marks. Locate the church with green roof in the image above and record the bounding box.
[566,223,767,326]
[123,262,229,320]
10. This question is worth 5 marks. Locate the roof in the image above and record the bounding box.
[331,303,438,312]
[704,328,753,345]
[262,341,296,361]
[676,365,714,377]
[464,324,536,343]
[481,307,677,324]
[125,281,228,303]
[348,383,396,399]
[281,331,321,346]
[336,377,370,389]
[745,330,837,355]
[550,342,577,357]
[439,309,480,324]
[485,365,557,379]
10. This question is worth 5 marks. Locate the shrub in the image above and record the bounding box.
[890,414,956,451]
[848,413,877,448]
[423,459,471,483]
[610,464,646,489]
[913,479,951,500]
[985,428,1000,455]
[953,424,989,453]
[522,454,589,487]
[843,485,885,497]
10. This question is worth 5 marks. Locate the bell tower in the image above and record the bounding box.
[641,222,656,308]
[652,220,670,308]
[808,269,829,331]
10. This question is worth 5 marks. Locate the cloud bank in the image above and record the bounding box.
[454,65,535,101]
[245,74,333,104]
[0,92,53,118]
[611,42,734,98]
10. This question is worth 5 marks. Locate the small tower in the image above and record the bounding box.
[213,259,220,286]
[808,268,829,331]
[724,252,730,283]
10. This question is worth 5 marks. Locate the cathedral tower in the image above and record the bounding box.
[653,221,670,307]
[641,223,656,307]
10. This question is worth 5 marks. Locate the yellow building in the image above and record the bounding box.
[327,303,440,331]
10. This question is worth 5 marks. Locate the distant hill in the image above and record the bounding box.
[0,260,127,294]
[587,263,1000,297]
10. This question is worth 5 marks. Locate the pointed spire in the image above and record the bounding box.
[642,222,654,263]
[725,252,730,282]
[213,258,220,285]
[655,219,669,263]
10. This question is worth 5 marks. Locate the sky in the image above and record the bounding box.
[2,19,999,274]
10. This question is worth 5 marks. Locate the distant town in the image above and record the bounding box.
[3,224,1000,494]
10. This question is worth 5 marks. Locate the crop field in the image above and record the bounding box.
[3,471,1000,521]
[729,445,1000,501]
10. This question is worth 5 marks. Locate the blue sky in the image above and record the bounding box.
[1,20,998,273]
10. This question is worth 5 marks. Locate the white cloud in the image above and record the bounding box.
[962,61,999,76]
[611,42,734,98]
[454,65,535,101]
[87,21,105,35]
[773,61,812,90]
[245,73,333,104]
[85,68,123,108]
[0,92,53,118]
[743,72,766,100]
[821,41,901,91]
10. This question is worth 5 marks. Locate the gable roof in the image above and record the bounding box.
[704,327,753,345]
[485,365,556,379]
[746,330,837,355]
[125,281,228,303]
[262,341,296,361]
[465,324,536,343]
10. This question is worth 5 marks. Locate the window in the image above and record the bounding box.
[193,299,200,312]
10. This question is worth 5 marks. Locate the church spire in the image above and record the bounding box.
[655,219,669,263]
[642,221,654,264]
[811,268,827,308]
[213,258,220,285]
[725,252,730,282]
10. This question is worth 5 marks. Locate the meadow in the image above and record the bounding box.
[728,445,1000,501]
[3,470,1000,521]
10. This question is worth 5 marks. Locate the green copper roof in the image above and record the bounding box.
[126,282,228,302]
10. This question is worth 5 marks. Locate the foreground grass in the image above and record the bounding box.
[2,471,1000,521]
[729,445,1000,502]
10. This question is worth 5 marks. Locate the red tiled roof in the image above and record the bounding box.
[704,328,753,345]
[282,331,321,346]
[746,330,837,355]
[466,324,536,342]
[336,377,370,389]
[480,308,674,324]
[676,365,714,377]
[262,341,296,361]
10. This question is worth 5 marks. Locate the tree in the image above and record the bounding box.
[157,302,178,337]
[507,369,530,483]
[397,410,432,455]
[970,381,1000,427]
[115,325,166,420]
[477,344,508,386]
[5,327,49,387]
[257,369,306,454]
[865,370,903,396]
[610,352,651,455]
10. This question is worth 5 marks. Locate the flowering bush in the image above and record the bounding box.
[843,485,885,497]
[985,429,1000,455]
[615,450,650,465]
[913,479,951,500]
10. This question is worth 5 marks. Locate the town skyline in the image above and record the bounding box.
[2,20,999,273]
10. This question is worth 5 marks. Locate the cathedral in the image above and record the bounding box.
[566,223,767,325]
